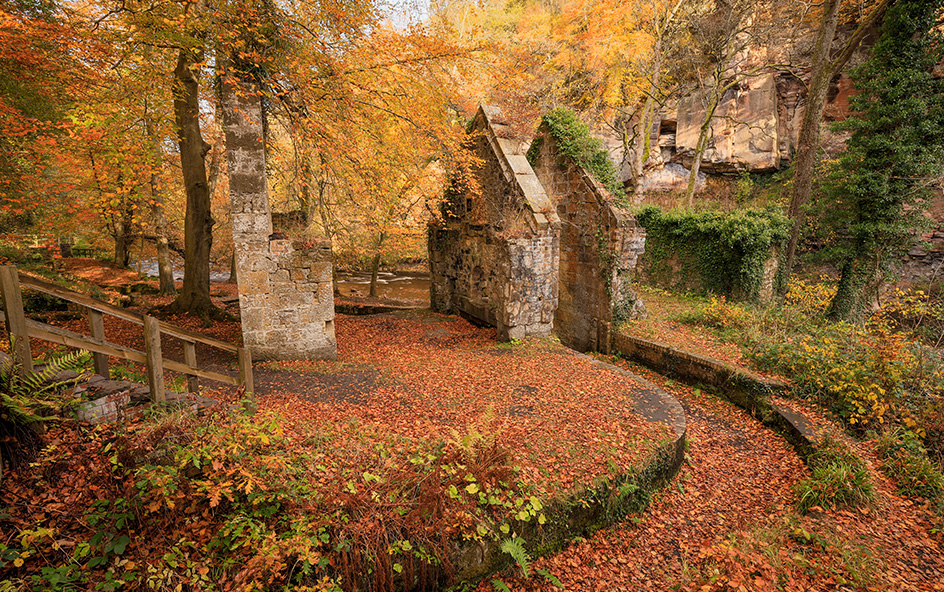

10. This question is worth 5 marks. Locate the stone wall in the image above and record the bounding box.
[235,239,336,360]
[529,124,646,352]
[638,240,781,303]
[429,105,560,341]
[224,70,337,361]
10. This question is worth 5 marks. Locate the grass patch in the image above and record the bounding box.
[697,513,881,590]
[795,435,875,514]
[874,428,944,512]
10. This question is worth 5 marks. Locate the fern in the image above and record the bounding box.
[491,580,512,592]
[536,568,564,588]
[500,537,531,578]
[1,348,90,425]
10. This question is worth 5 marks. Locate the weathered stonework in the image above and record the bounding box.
[223,68,337,361]
[429,106,560,341]
[234,238,336,360]
[529,123,646,352]
[429,105,646,350]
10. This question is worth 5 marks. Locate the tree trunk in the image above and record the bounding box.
[827,258,871,322]
[782,0,842,291]
[368,232,385,298]
[114,214,132,267]
[683,76,726,208]
[634,39,663,181]
[227,252,237,284]
[684,112,714,208]
[146,115,177,296]
[782,0,895,295]
[162,47,217,321]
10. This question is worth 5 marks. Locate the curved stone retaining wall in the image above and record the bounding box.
[451,354,687,586]
[611,332,820,460]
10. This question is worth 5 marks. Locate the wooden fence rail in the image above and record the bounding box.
[0,265,253,401]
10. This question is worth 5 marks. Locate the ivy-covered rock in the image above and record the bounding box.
[636,206,791,302]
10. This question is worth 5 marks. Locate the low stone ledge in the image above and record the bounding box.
[611,331,820,461]
[334,303,418,316]
[449,353,687,587]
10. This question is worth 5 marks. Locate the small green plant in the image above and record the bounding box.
[0,347,89,426]
[733,171,754,204]
[795,435,875,513]
[874,428,944,510]
[109,362,147,384]
[499,537,531,578]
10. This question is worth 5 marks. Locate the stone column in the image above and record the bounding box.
[222,62,337,360]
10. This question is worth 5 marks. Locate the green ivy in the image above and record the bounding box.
[636,206,791,302]
[527,107,625,200]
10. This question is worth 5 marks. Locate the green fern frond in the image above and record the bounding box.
[1,349,90,425]
[536,568,564,588]
[500,537,531,579]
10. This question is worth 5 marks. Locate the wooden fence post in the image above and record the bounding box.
[0,266,33,376]
[237,346,254,397]
[86,308,109,377]
[183,341,199,393]
[143,315,165,403]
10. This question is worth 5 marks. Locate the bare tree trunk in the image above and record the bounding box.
[161,46,217,321]
[227,252,237,284]
[114,213,132,267]
[368,231,386,299]
[783,0,841,286]
[684,90,721,207]
[368,232,385,299]
[634,40,663,181]
[145,114,177,296]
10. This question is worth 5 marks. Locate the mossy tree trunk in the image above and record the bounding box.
[782,0,895,297]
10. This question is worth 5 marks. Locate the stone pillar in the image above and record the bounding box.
[222,63,337,360]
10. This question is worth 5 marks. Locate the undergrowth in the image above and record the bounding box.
[0,407,549,591]
[685,277,944,450]
[694,511,881,590]
[795,435,875,514]
[874,428,944,514]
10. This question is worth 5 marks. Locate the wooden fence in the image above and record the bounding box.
[0,265,253,401]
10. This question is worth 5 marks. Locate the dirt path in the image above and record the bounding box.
[480,363,944,591]
[477,371,807,591]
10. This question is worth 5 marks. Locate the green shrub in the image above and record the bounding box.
[795,435,875,513]
[874,428,944,508]
[635,205,790,302]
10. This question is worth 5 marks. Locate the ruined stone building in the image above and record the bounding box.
[429,105,645,352]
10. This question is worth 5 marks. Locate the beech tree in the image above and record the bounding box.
[823,0,944,321]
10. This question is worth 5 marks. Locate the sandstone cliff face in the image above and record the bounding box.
[676,73,781,173]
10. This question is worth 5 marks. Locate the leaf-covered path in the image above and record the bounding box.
[482,362,944,591]
[478,366,807,591]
